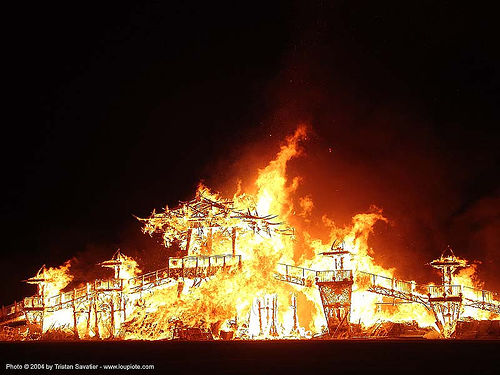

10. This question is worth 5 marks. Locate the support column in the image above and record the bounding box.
[72,289,79,339]
[86,298,91,337]
[122,292,127,322]
[110,294,115,338]
[257,299,263,336]
[269,296,278,337]
[93,294,100,339]
[428,297,463,338]
[207,228,213,253]
[316,279,353,338]
[185,228,193,254]
[231,227,237,256]
[292,294,298,333]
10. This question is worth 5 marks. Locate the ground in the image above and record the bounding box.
[1,340,498,374]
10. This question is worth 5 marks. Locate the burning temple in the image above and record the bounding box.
[0,128,499,341]
[0,194,498,341]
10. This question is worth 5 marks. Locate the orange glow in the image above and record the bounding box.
[2,125,498,340]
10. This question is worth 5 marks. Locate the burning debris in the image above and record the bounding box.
[0,127,498,341]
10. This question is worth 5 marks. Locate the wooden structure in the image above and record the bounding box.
[1,236,498,340]
[317,241,354,337]
[358,248,500,338]
[274,240,354,337]
[427,247,466,338]
[139,195,294,255]
[0,253,242,339]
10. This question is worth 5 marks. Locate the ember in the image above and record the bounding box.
[0,127,498,341]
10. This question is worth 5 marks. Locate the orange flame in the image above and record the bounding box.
[17,125,497,340]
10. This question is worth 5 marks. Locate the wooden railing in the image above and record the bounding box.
[0,254,243,321]
[0,300,24,321]
[358,271,416,294]
[274,264,317,286]
[2,256,499,322]
[316,270,352,283]
[462,286,500,314]
[275,264,352,286]
[427,285,462,299]
[358,271,500,314]
[167,254,241,280]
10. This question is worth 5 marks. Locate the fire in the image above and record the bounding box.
[255,125,306,220]
[130,124,495,337]
[1,125,498,341]
[22,261,73,300]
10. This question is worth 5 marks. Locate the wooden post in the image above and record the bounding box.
[93,296,100,339]
[110,295,115,338]
[257,299,263,336]
[72,289,79,339]
[122,292,126,321]
[86,285,91,337]
[292,294,298,332]
[269,295,278,336]
[231,227,237,256]
[207,227,213,253]
[186,228,193,254]
[266,298,270,325]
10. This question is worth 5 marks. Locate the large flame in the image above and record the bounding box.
[12,125,497,340]
[42,261,73,298]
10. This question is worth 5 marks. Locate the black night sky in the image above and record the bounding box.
[1,1,499,304]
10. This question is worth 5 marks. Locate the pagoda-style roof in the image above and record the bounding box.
[98,249,126,269]
[23,265,47,285]
[138,194,294,249]
[429,246,467,269]
[321,240,350,256]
